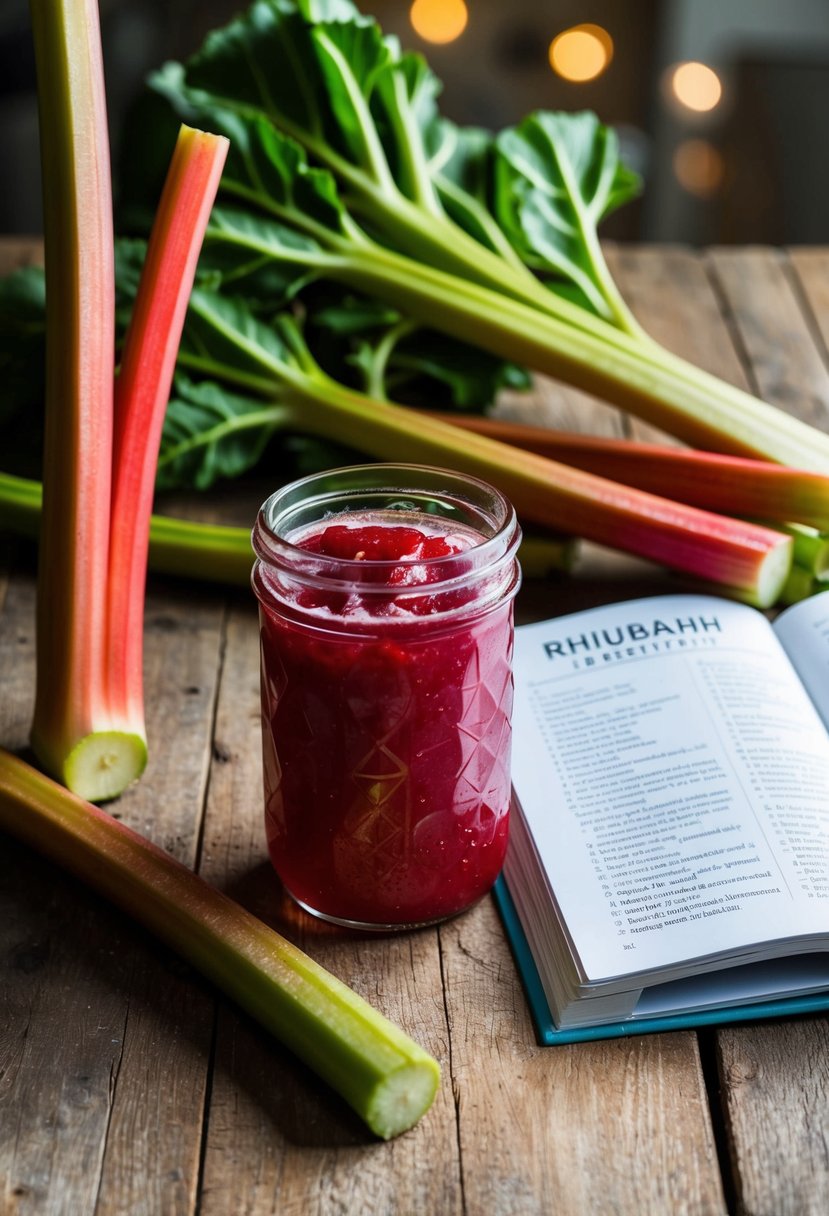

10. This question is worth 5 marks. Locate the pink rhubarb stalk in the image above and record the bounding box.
[436,414,829,531]
[283,377,794,606]
[108,126,228,732]
[29,0,227,800]
[29,0,118,794]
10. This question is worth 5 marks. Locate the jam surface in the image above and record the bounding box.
[258,518,514,926]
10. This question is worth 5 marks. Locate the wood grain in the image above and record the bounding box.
[707,250,829,1216]
[788,249,829,366]
[440,893,725,1215]
[606,244,754,442]
[0,574,226,1216]
[706,247,829,430]
[195,598,462,1215]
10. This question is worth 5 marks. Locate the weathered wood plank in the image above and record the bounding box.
[788,248,829,368]
[494,369,628,438]
[91,587,226,1216]
[195,599,462,1215]
[716,1020,829,1216]
[442,894,725,1216]
[706,247,829,430]
[606,244,754,442]
[704,249,829,1216]
[0,568,226,1215]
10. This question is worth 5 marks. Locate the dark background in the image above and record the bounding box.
[1,0,827,244]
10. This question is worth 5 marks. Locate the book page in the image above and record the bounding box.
[511,595,829,982]
[775,590,829,728]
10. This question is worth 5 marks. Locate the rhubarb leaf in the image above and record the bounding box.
[151,63,355,246]
[304,4,397,182]
[427,123,507,257]
[493,111,641,323]
[158,376,282,490]
[306,290,530,406]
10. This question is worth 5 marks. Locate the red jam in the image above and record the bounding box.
[256,515,516,927]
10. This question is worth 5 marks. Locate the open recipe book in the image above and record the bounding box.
[497,591,829,1044]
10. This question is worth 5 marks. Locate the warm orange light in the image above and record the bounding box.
[669,61,722,112]
[549,24,614,83]
[673,139,724,197]
[409,0,468,45]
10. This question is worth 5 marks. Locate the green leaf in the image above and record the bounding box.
[158,375,282,490]
[304,286,529,407]
[185,0,328,148]
[306,6,396,184]
[143,0,646,330]
[151,63,355,248]
[385,331,530,408]
[493,111,641,322]
[181,284,306,390]
[426,121,518,259]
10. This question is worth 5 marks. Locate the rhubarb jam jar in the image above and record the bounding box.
[251,464,521,930]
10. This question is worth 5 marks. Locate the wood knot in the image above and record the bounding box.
[213,741,232,764]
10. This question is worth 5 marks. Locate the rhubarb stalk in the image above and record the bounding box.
[106,126,228,739]
[29,0,228,800]
[0,748,440,1139]
[0,471,578,585]
[29,0,120,797]
[435,414,829,532]
[159,286,797,606]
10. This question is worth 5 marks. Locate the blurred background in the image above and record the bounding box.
[1,0,827,244]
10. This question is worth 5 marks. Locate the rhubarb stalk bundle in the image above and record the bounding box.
[140,0,829,474]
[29,0,227,800]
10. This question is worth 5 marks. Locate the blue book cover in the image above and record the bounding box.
[493,876,829,1045]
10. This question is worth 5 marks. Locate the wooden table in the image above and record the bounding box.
[2,239,829,1215]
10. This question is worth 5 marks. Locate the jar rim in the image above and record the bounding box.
[251,463,521,624]
[252,462,518,580]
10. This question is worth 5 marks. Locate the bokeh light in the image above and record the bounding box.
[409,0,469,46]
[549,25,614,83]
[669,61,723,113]
[673,139,725,197]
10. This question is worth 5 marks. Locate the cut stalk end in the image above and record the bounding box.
[367,1061,442,1141]
[63,731,148,802]
[754,539,795,609]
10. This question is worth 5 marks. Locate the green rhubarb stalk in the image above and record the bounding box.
[106,125,228,741]
[197,206,829,475]
[775,524,829,579]
[0,472,578,586]
[333,245,829,472]
[281,375,793,607]
[0,748,440,1139]
[171,291,795,607]
[434,415,829,532]
[779,563,821,606]
[29,0,120,796]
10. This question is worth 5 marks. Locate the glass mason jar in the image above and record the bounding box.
[251,464,521,930]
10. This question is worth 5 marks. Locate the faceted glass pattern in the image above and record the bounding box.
[260,601,515,926]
